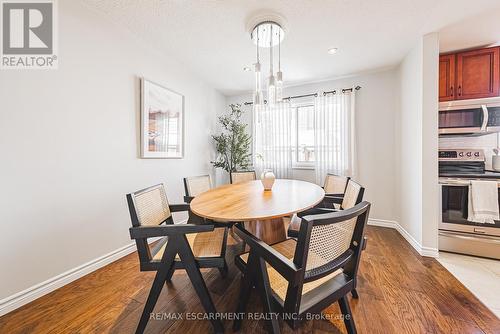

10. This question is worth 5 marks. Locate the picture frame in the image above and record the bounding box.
[140,78,184,159]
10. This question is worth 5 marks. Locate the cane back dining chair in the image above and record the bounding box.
[289,179,366,299]
[233,201,371,334]
[230,170,257,184]
[126,184,228,334]
[183,175,215,225]
[287,177,360,238]
[323,173,350,197]
[326,179,365,210]
[183,174,212,203]
[184,174,239,243]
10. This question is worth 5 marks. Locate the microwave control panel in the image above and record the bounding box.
[487,107,500,126]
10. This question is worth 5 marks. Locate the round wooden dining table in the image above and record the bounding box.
[190,179,325,245]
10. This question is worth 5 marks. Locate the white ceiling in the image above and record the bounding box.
[82,0,500,96]
[439,7,500,53]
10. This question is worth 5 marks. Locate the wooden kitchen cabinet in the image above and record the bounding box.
[439,54,455,101]
[456,47,499,100]
[439,46,500,102]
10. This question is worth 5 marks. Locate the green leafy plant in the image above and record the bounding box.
[211,104,252,173]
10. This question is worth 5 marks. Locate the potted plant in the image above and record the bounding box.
[211,104,252,176]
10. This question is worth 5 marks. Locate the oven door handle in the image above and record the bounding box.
[481,105,489,131]
[441,181,500,187]
[440,180,471,186]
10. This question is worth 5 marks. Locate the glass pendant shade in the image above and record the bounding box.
[253,62,264,105]
[268,74,276,106]
[276,71,283,102]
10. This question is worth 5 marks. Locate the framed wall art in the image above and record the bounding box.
[140,78,184,158]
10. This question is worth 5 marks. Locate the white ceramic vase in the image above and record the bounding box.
[260,170,276,191]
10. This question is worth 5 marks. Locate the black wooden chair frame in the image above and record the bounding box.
[127,185,228,334]
[287,175,354,239]
[182,174,244,257]
[320,174,351,208]
[183,176,230,229]
[233,202,371,334]
[322,183,364,211]
[296,181,366,299]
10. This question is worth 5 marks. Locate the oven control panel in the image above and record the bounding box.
[438,149,485,161]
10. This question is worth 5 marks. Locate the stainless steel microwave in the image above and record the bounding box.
[439,97,500,135]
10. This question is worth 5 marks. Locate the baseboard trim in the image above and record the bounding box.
[0,241,138,317]
[420,246,440,258]
[367,218,397,229]
[394,223,425,255]
[0,216,192,317]
[368,218,439,258]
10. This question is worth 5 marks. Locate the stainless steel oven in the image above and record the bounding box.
[438,148,500,259]
[439,97,500,135]
[440,178,500,259]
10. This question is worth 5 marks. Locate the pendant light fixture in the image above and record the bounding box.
[253,25,263,106]
[249,15,285,106]
[267,24,276,106]
[276,29,283,102]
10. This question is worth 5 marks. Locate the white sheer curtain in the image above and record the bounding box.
[253,102,293,178]
[314,91,357,185]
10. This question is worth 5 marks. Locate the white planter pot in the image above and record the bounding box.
[260,170,276,191]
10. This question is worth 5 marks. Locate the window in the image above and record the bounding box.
[292,101,315,167]
[254,93,354,177]
[296,105,315,162]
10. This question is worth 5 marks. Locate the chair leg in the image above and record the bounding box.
[229,224,245,243]
[362,236,368,250]
[177,236,224,334]
[256,257,280,334]
[165,264,176,283]
[135,242,177,334]
[239,222,248,252]
[351,288,359,299]
[135,269,168,334]
[233,252,258,332]
[218,228,229,279]
[338,296,357,334]
[218,260,228,278]
[229,225,238,239]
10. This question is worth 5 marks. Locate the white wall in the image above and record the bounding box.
[225,69,400,222]
[0,0,224,302]
[396,33,440,253]
[398,40,424,244]
[421,33,440,251]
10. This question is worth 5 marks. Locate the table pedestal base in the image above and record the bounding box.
[244,218,287,246]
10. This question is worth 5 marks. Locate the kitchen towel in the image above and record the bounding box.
[468,180,499,224]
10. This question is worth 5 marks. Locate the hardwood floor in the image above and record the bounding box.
[0,226,499,333]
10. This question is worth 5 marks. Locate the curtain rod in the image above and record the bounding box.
[243,85,361,105]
